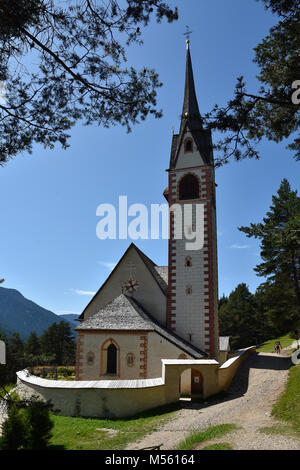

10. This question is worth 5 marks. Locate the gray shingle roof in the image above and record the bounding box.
[76,294,207,359]
[76,294,153,331]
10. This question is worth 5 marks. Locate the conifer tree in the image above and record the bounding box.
[240,179,300,329]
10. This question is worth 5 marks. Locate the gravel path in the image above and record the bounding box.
[127,352,300,450]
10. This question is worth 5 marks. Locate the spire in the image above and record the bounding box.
[180,41,202,133]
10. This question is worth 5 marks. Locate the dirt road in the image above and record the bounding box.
[127,352,300,450]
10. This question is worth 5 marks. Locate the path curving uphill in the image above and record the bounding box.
[127,352,300,450]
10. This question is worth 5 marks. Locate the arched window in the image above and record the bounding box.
[184,138,193,153]
[107,343,117,375]
[179,174,199,200]
[100,339,120,377]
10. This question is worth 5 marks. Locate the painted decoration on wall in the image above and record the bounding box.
[126,352,135,367]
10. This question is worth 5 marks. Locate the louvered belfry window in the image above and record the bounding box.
[179,174,199,200]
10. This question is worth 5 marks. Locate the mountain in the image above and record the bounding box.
[0,286,79,339]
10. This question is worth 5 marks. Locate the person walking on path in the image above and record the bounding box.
[274,341,282,354]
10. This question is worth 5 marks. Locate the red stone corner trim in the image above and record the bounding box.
[139,334,148,378]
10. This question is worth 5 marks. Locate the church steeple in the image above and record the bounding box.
[168,41,212,170]
[180,41,202,135]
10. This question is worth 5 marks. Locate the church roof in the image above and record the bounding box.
[76,294,207,359]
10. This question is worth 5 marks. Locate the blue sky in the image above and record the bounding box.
[0,0,299,315]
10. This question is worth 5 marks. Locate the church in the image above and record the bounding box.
[75,40,222,395]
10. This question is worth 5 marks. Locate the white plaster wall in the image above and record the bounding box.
[80,331,142,380]
[175,131,205,169]
[171,167,210,353]
[146,332,193,378]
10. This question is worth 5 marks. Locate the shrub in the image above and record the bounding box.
[0,404,26,450]
[0,395,54,450]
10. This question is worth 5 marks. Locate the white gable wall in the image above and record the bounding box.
[174,131,205,169]
[82,245,166,326]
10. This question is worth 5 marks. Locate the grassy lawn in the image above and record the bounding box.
[260,363,300,438]
[258,334,293,353]
[175,424,238,450]
[49,402,180,450]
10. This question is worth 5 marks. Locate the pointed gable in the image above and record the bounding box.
[78,243,167,326]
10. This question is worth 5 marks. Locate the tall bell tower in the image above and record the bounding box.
[165,40,219,360]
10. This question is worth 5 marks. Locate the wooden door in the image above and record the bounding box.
[191,369,203,394]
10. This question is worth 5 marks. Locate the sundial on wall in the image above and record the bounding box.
[122,262,139,295]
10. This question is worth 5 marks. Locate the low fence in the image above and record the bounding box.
[218,346,256,391]
[16,350,255,419]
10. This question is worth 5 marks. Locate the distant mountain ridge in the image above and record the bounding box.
[0,286,79,339]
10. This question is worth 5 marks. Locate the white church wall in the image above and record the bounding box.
[146,332,193,378]
[170,167,210,352]
[77,331,143,380]
[78,330,196,381]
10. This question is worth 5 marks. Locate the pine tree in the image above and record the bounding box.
[219,283,262,349]
[40,321,76,365]
[0,0,178,164]
[239,179,300,323]
[25,331,41,357]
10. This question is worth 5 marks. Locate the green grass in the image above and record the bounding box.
[49,402,180,450]
[258,334,293,353]
[176,424,238,450]
[259,363,300,439]
[202,442,233,450]
[272,363,300,432]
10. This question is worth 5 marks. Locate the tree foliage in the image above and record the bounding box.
[204,0,300,166]
[0,394,54,450]
[239,179,300,317]
[0,0,178,164]
[219,283,265,349]
[40,321,76,365]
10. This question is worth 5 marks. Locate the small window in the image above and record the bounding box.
[185,256,192,267]
[126,352,135,367]
[87,352,95,365]
[186,285,192,295]
[184,139,193,153]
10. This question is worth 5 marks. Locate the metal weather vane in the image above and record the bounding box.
[184,25,193,43]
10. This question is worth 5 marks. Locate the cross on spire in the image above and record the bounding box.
[183,26,193,48]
